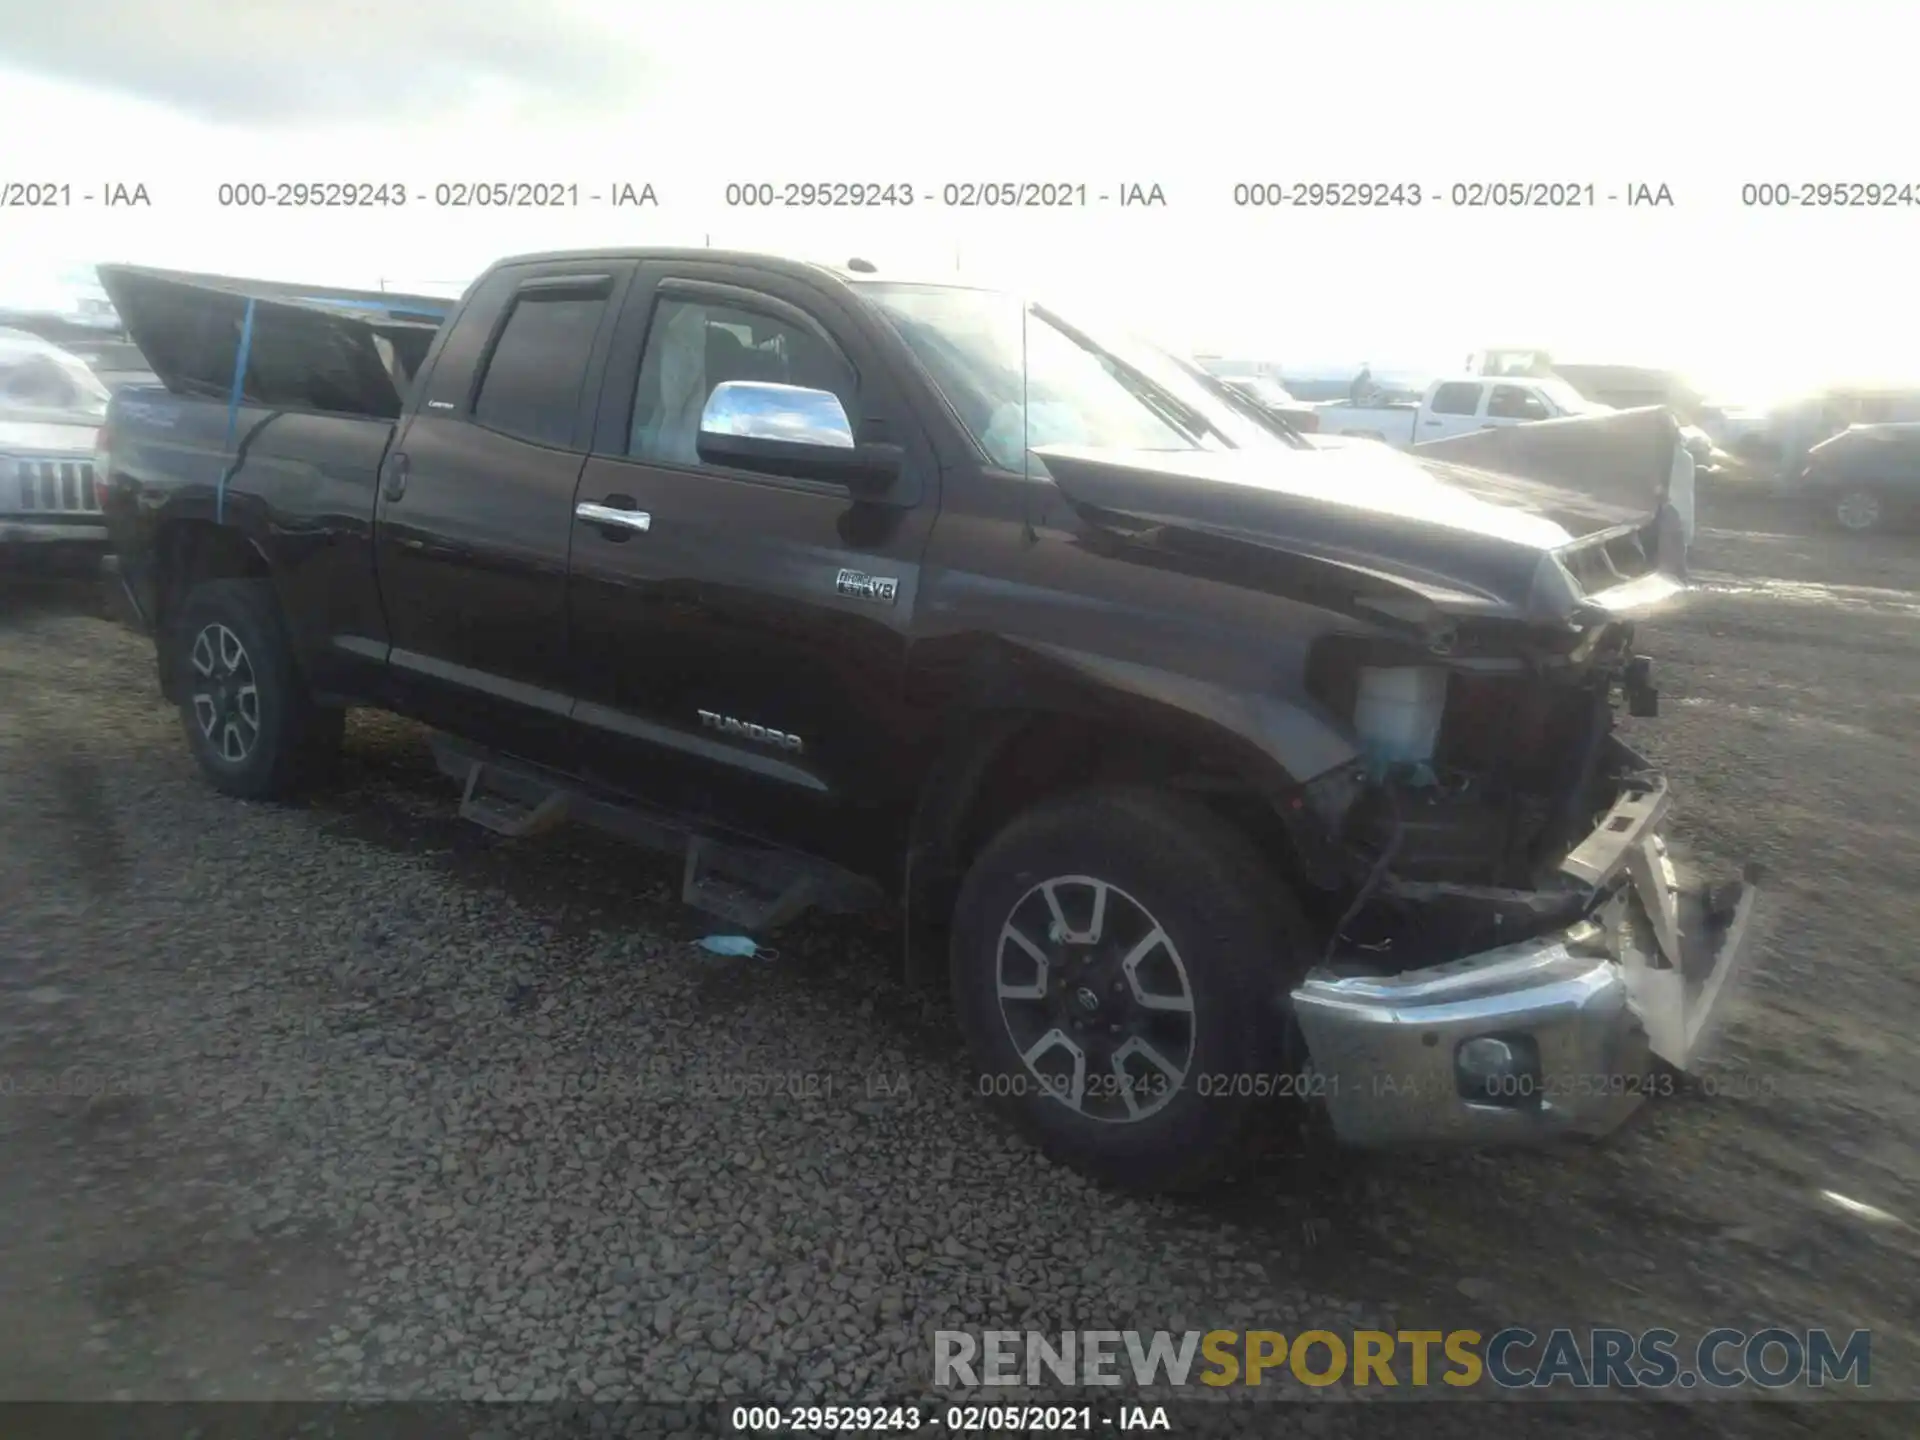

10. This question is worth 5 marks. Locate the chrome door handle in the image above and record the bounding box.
[576,502,651,532]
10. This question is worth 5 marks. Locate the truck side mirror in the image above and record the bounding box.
[695,381,900,497]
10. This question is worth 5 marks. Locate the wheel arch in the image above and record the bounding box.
[899,648,1357,986]
[151,517,274,701]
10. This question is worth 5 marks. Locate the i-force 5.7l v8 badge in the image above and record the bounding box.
[835,568,899,604]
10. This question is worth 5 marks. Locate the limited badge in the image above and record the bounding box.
[835,568,899,604]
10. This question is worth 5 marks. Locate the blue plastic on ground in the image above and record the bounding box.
[696,935,777,960]
[1360,756,1439,787]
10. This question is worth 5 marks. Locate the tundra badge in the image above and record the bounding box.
[835,568,898,604]
[697,709,805,754]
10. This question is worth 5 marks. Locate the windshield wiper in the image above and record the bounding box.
[1180,366,1312,446]
[1031,304,1243,449]
[1157,353,1311,446]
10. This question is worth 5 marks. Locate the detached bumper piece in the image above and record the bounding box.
[101,553,152,632]
[1290,765,1760,1148]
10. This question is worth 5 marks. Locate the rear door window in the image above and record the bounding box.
[472,291,611,448]
[1428,382,1482,416]
[1487,384,1550,420]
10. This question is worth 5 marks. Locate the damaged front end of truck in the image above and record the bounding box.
[1038,408,1760,1148]
[1286,595,1760,1147]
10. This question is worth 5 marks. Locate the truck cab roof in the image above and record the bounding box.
[482,248,1011,297]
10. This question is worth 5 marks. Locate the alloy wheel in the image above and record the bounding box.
[189,622,261,763]
[1836,489,1882,532]
[994,875,1196,1124]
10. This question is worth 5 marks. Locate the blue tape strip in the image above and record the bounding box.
[216,297,256,524]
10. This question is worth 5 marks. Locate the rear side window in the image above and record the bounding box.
[1487,384,1549,420]
[472,292,608,447]
[1429,382,1482,416]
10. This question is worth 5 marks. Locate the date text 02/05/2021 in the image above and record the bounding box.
[725,1402,1165,1433]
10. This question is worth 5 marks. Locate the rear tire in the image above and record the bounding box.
[950,786,1315,1194]
[1832,487,1883,533]
[171,578,342,800]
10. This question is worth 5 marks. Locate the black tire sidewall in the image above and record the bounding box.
[950,787,1308,1192]
[173,580,310,799]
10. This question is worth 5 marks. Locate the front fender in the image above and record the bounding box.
[898,642,1361,984]
[1014,641,1359,783]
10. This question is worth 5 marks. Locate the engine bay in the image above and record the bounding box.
[1303,620,1659,968]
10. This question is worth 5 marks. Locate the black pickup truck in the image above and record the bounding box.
[96,253,1758,1193]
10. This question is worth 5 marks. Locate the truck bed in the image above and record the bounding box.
[1312,399,1420,442]
[94,264,451,656]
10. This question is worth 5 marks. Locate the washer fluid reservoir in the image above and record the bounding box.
[1353,666,1449,772]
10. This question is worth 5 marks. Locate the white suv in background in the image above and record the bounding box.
[1,328,112,571]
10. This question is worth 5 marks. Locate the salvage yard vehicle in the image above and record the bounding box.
[63,339,160,395]
[1315,373,1608,445]
[95,254,1757,1193]
[1,327,113,573]
[1463,351,1721,472]
[1797,421,1920,534]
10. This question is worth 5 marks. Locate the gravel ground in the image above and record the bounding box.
[1,506,1915,1437]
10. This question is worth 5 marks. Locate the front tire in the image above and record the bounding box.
[950,786,1314,1193]
[172,578,342,800]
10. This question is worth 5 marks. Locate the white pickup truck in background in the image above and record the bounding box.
[1314,374,1605,445]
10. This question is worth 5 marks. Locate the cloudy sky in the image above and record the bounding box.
[2,1,1915,399]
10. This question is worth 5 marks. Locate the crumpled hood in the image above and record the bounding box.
[1037,409,1683,626]
[1408,405,1682,530]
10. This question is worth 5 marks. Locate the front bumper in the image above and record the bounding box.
[1290,766,1760,1148]
[0,518,110,574]
[1,517,108,545]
